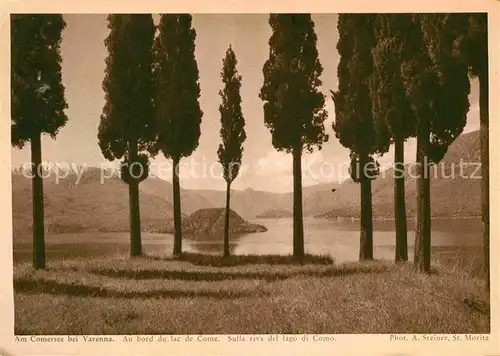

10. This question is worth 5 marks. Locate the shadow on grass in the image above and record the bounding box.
[156,252,335,267]
[13,279,260,299]
[88,262,390,281]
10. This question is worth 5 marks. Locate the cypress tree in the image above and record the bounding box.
[153,14,203,255]
[260,14,329,260]
[11,15,68,269]
[98,15,156,257]
[401,14,470,272]
[453,13,489,290]
[333,14,390,260]
[217,45,247,257]
[370,14,419,262]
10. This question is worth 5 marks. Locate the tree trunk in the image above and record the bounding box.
[224,180,231,257]
[479,72,489,291]
[359,153,373,260]
[31,131,45,269]
[394,136,408,262]
[129,181,142,256]
[128,141,142,257]
[292,148,305,260]
[414,122,431,273]
[172,157,182,255]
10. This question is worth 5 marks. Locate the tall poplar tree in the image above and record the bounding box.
[153,14,203,255]
[453,13,489,289]
[333,14,390,260]
[260,14,328,260]
[370,14,419,262]
[217,46,247,257]
[98,15,156,257]
[401,14,470,272]
[11,15,68,269]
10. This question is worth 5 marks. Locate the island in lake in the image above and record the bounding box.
[154,208,267,235]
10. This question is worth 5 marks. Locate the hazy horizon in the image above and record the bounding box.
[11,14,481,193]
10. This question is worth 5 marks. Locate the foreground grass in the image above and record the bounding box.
[13,254,490,335]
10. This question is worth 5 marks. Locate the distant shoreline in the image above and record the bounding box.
[12,215,481,242]
[256,215,482,221]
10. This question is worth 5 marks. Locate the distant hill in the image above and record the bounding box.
[192,183,341,220]
[192,187,291,220]
[302,182,342,216]
[256,209,293,219]
[317,130,481,219]
[12,166,219,238]
[140,175,214,215]
[12,167,175,238]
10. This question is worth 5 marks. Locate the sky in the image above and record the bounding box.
[11,14,481,193]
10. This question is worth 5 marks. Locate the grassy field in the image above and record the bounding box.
[13,253,490,335]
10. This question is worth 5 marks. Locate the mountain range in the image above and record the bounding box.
[12,130,481,238]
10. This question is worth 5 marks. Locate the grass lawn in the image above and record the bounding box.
[13,253,490,335]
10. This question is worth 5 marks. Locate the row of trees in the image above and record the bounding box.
[11,14,246,266]
[333,14,473,269]
[260,14,488,289]
[330,14,488,289]
[98,14,247,259]
[258,13,489,289]
[98,14,202,257]
[11,14,489,291]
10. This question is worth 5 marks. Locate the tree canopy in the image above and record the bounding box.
[153,14,203,161]
[11,14,68,148]
[218,45,247,183]
[370,14,418,145]
[260,14,328,154]
[333,14,389,181]
[401,14,470,164]
[98,14,156,173]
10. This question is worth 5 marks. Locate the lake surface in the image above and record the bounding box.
[13,217,485,275]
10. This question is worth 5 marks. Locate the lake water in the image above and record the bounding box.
[13,217,485,275]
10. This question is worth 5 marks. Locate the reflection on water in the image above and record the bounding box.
[183,233,241,255]
[236,217,483,274]
[13,217,484,275]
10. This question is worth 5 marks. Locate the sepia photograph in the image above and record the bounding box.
[2,1,499,355]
